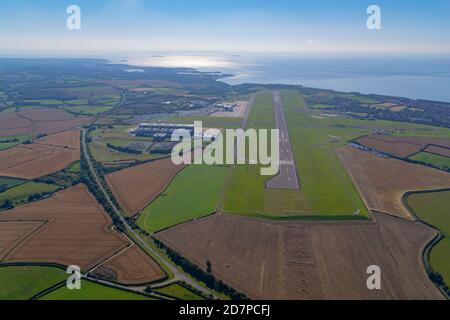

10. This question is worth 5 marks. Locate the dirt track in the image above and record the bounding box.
[106,158,186,216]
[157,213,443,300]
[336,146,450,219]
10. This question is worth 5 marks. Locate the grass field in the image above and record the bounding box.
[164,116,242,129]
[138,164,228,233]
[0,177,26,190]
[407,190,450,285]
[222,90,367,217]
[89,141,162,163]
[309,104,335,109]
[64,106,113,115]
[24,99,64,106]
[65,98,89,105]
[0,135,29,150]
[40,279,153,300]
[0,266,66,300]
[0,182,59,205]
[89,126,162,163]
[66,161,81,174]
[93,117,117,125]
[154,283,204,300]
[222,89,450,219]
[409,152,450,169]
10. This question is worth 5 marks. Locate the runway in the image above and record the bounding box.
[266,91,300,190]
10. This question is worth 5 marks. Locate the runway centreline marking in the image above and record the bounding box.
[266,90,300,190]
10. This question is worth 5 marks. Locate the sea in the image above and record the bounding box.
[123,53,450,103]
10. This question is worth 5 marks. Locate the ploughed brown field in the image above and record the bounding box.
[36,129,80,149]
[0,221,44,260]
[157,213,443,300]
[91,244,165,285]
[0,184,129,270]
[337,146,450,219]
[0,108,91,137]
[105,158,186,216]
[0,130,80,179]
[354,135,450,158]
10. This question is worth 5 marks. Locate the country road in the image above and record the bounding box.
[81,129,216,298]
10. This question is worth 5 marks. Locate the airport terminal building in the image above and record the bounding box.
[133,123,195,140]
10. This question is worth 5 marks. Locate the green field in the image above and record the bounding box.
[89,126,163,163]
[154,283,204,300]
[64,105,113,115]
[0,135,29,150]
[65,98,89,105]
[90,141,162,163]
[0,266,66,300]
[40,279,153,300]
[24,99,64,106]
[66,161,81,174]
[407,191,450,285]
[309,104,335,109]
[409,152,450,169]
[222,90,366,217]
[138,164,228,233]
[223,91,350,217]
[0,176,26,190]
[0,182,59,205]
[93,117,117,125]
[164,116,242,129]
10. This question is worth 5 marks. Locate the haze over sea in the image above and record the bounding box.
[124,53,450,103]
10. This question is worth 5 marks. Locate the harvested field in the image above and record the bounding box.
[157,213,443,300]
[31,117,91,136]
[424,145,450,157]
[105,158,186,216]
[336,146,450,219]
[35,129,80,149]
[0,221,44,259]
[17,108,72,122]
[0,131,80,179]
[0,109,90,137]
[0,113,31,136]
[355,135,450,158]
[0,184,129,270]
[91,245,165,285]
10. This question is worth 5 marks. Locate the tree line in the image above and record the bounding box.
[153,238,248,300]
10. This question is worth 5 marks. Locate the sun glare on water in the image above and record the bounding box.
[127,55,238,70]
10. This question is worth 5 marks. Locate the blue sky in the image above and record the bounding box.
[1,0,449,55]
